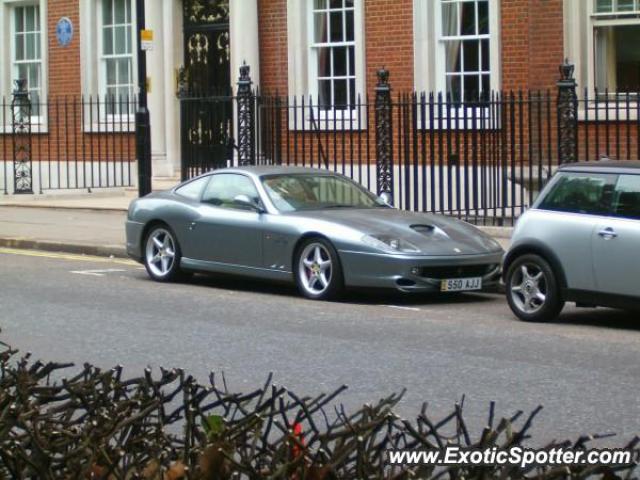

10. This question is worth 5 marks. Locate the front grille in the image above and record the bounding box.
[420,264,498,279]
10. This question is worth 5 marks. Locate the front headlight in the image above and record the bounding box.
[362,234,420,253]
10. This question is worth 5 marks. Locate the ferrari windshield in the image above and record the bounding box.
[261,174,385,212]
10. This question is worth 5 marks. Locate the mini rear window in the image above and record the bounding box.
[612,174,640,220]
[537,172,618,216]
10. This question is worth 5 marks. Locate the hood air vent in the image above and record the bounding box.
[411,224,448,238]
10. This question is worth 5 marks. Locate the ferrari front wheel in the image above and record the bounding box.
[295,238,344,300]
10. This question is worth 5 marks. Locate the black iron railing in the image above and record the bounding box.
[1,91,137,194]
[226,65,639,226]
[247,89,555,225]
[4,64,640,228]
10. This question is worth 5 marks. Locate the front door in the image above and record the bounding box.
[180,0,232,180]
[191,173,264,268]
[534,171,620,292]
[592,174,640,298]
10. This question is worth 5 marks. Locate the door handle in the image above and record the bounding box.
[598,227,618,239]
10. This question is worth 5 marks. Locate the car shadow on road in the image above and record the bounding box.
[178,272,300,298]
[158,271,501,307]
[344,289,500,307]
[554,308,640,331]
[137,271,639,329]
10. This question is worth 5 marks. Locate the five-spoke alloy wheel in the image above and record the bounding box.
[295,238,344,300]
[506,254,564,322]
[144,225,184,282]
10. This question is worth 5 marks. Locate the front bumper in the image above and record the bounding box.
[338,249,503,293]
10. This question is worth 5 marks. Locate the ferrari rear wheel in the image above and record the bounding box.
[144,225,184,282]
[295,238,344,300]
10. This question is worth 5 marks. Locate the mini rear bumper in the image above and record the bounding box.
[338,249,504,293]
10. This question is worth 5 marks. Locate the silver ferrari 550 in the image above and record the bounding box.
[126,166,504,300]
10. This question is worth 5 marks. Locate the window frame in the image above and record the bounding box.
[287,0,366,130]
[593,0,640,15]
[413,0,501,129]
[97,0,136,120]
[12,4,42,105]
[307,0,357,119]
[437,0,492,103]
[591,17,640,98]
[0,0,48,131]
[79,0,137,132]
[566,0,640,118]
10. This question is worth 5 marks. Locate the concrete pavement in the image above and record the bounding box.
[0,178,179,210]
[0,206,127,257]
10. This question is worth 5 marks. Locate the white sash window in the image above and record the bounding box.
[593,0,640,95]
[287,0,366,127]
[414,0,500,99]
[440,0,491,102]
[100,0,135,115]
[310,0,357,111]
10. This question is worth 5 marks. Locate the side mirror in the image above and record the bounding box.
[233,194,265,213]
[379,192,393,207]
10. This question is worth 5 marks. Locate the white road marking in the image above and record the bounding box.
[381,305,422,312]
[70,268,127,277]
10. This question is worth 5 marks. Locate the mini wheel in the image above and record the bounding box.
[506,254,564,322]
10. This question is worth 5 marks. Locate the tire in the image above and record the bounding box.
[143,224,185,283]
[505,254,564,322]
[294,238,344,300]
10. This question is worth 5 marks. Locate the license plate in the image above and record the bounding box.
[441,277,482,292]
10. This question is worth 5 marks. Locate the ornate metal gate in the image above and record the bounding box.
[179,0,232,180]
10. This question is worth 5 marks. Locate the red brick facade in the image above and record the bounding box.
[9,1,569,102]
[1,0,134,192]
[1,0,637,194]
[48,0,82,97]
[258,0,566,96]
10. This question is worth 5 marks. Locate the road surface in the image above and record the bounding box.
[0,247,638,446]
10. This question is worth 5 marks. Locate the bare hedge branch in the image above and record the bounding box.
[0,340,637,479]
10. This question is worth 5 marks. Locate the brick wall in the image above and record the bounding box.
[527,0,565,91]
[258,0,288,95]
[257,0,566,95]
[363,0,414,95]
[501,0,531,91]
[47,0,82,97]
[0,0,135,193]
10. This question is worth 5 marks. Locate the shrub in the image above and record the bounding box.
[0,339,637,479]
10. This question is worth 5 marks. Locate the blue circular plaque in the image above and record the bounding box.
[56,17,74,47]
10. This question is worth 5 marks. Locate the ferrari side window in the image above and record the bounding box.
[174,176,210,201]
[201,174,261,210]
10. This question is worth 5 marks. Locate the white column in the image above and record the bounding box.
[229,0,260,91]
[145,0,168,176]
[162,0,181,177]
